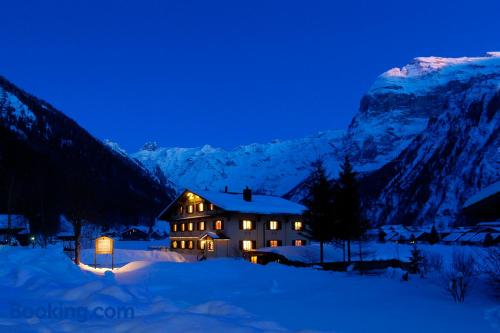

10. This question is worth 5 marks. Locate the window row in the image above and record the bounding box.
[239,220,303,231]
[171,239,215,251]
[239,239,306,250]
[172,220,303,232]
[178,202,215,215]
[172,220,224,232]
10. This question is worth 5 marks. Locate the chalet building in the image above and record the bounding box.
[158,187,307,258]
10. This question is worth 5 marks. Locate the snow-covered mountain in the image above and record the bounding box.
[0,76,174,230]
[362,53,500,227]
[133,130,345,195]
[135,52,499,226]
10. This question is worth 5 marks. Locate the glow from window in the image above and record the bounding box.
[181,240,186,249]
[269,221,279,230]
[188,223,194,231]
[198,203,204,212]
[294,239,304,246]
[172,224,178,232]
[250,256,258,264]
[172,241,178,248]
[294,221,303,231]
[242,220,253,230]
[242,240,253,251]
[181,223,185,232]
[269,240,279,247]
[215,220,223,230]
[209,203,215,211]
[198,221,206,231]
[188,205,194,213]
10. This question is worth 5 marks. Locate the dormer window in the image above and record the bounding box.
[188,205,194,214]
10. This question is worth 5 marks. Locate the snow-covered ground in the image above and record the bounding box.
[0,244,498,332]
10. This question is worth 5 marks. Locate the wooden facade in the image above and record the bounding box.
[159,189,307,258]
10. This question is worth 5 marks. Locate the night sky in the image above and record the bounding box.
[1,0,498,151]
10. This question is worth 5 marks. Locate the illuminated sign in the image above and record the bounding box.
[95,236,114,255]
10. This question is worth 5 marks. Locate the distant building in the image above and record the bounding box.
[158,188,307,258]
[120,226,150,241]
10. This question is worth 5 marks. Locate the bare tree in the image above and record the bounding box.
[446,251,476,303]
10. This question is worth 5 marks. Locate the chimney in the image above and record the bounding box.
[243,186,252,202]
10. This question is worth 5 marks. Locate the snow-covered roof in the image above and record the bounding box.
[162,189,306,217]
[463,180,500,208]
[194,189,306,215]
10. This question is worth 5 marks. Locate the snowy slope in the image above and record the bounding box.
[134,130,345,195]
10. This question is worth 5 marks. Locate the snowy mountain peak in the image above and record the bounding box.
[370,52,500,95]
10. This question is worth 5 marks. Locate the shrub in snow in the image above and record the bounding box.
[446,251,476,303]
[422,251,444,274]
[481,247,500,297]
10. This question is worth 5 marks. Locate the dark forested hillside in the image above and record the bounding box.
[0,76,175,235]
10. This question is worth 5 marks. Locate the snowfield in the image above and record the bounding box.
[0,244,498,332]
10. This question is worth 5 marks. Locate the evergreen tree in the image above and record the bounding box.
[409,244,424,275]
[428,224,440,245]
[302,160,336,265]
[335,155,367,263]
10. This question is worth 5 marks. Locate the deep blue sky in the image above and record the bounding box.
[1,0,498,151]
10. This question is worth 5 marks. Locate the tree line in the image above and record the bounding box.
[301,156,368,265]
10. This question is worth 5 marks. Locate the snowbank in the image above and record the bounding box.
[0,246,497,332]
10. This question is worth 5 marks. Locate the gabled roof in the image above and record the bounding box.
[159,189,306,219]
[200,232,229,240]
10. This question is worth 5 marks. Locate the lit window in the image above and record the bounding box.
[188,205,194,214]
[199,240,205,250]
[207,240,214,251]
[293,221,303,231]
[242,220,253,230]
[181,223,185,232]
[269,221,280,230]
[198,221,206,231]
[294,239,305,246]
[172,241,178,249]
[209,203,215,211]
[242,240,253,251]
[188,240,193,249]
[188,222,194,231]
[198,203,204,212]
[172,224,178,232]
[250,256,258,264]
[180,240,186,249]
[269,240,279,247]
[179,206,183,215]
[214,220,223,230]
